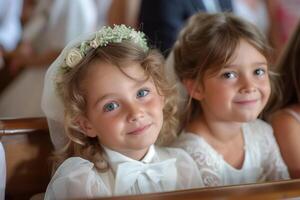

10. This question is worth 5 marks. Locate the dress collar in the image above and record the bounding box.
[102,145,156,172]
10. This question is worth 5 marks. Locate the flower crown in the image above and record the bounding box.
[61,25,149,73]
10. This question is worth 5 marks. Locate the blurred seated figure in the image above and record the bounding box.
[107,0,141,29]
[0,0,23,69]
[0,0,112,118]
[6,0,112,73]
[267,0,300,57]
[138,0,233,56]
[232,0,269,36]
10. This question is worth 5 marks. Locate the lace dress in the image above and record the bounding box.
[44,145,203,199]
[173,119,290,186]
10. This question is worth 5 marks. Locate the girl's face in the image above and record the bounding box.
[78,61,164,160]
[193,39,271,123]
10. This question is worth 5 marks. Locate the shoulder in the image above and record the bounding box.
[173,132,202,147]
[155,146,190,159]
[54,157,95,176]
[246,119,273,137]
[155,146,198,165]
[245,119,280,152]
[271,108,300,136]
[245,119,277,148]
[48,157,106,190]
[45,157,111,198]
[271,107,300,139]
[172,132,208,154]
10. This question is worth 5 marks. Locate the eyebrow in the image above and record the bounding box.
[93,94,115,108]
[224,62,268,68]
[92,80,148,108]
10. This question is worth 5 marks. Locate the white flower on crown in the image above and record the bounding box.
[130,31,141,43]
[65,48,83,68]
[60,25,148,75]
[90,39,100,49]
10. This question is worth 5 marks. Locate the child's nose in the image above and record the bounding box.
[240,76,256,94]
[127,104,144,122]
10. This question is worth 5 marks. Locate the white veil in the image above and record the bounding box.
[165,51,188,112]
[41,32,95,150]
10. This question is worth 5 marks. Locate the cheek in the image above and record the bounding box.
[209,85,233,101]
[260,78,271,98]
[147,96,164,116]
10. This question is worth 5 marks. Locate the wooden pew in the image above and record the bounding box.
[97,179,300,200]
[0,117,53,200]
[1,117,300,200]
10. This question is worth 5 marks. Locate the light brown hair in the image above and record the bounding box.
[173,12,273,128]
[265,21,300,116]
[55,41,178,172]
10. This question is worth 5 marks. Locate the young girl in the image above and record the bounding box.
[171,12,290,186]
[42,25,203,199]
[266,21,300,178]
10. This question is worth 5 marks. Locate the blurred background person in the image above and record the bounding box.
[232,0,269,36]
[0,0,23,69]
[267,0,300,58]
[138,0,233,56]
[0,1,23,197]
[107,0,141,28]
[0,0,112,118]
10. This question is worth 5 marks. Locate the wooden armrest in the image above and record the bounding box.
[0,117,48,135]
[0,117,53,200]
[96,179,300,200]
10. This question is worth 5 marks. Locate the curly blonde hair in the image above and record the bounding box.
[54,41,178,172]
[173,12,275,129]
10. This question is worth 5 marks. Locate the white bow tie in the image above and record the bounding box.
[114,158,177,195]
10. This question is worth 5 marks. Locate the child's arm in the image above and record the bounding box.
[271,110,300,178]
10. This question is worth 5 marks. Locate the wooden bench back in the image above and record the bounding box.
[0,117,53,200]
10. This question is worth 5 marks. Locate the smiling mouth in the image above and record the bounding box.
[234,99,258,105]
[127,124,152,135]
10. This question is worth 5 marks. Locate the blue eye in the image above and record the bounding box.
[254,68,266,76]
[222,72,236,79]
[103,102,119,112]
[137,89,150,98]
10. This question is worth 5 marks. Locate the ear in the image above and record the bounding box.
[76,116,97,138]
[183,79,204,101]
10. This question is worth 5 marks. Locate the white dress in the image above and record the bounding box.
[44,145,203,199]
[173,119,290,186]
[0,142,6,200]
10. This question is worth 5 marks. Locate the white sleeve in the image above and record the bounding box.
[0,142,6,200]
[172,134,222,187]
[172,148,204,189]
[0,0,22,51]
[257,120,290,180]
[44,157,111,199]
